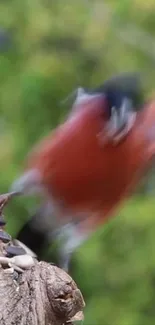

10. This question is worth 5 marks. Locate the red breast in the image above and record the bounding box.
[26,97,155,223]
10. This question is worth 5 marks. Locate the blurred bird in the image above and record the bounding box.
[63,72,143,143]
[11,72,150,271]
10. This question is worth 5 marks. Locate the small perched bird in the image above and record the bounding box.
[11,72,149,271]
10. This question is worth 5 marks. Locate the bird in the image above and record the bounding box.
[11,72,152,272]
[65,72,143,144]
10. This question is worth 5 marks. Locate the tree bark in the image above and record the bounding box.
[0,260,85,325]
[0,192,85,325]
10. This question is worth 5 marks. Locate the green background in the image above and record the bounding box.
[1,1,155,324]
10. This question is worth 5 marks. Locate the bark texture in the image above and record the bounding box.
[0,261,85,325]
[0,192,85,325]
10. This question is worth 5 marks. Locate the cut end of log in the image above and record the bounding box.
[0,259,85,325]
[0,192,85,325]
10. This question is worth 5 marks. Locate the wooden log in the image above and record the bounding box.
[0,192,85,325]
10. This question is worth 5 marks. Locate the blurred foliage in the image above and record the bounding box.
[73,197,155,325]
[0,0,155,324]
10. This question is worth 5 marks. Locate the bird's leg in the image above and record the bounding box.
[51,221,89,272]
[59,251,72,273]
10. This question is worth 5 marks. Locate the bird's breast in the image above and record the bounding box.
[29,99,155,220]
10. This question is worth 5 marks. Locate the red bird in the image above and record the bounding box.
[11,73,154,271]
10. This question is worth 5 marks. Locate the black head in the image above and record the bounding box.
[91,72,144,111]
